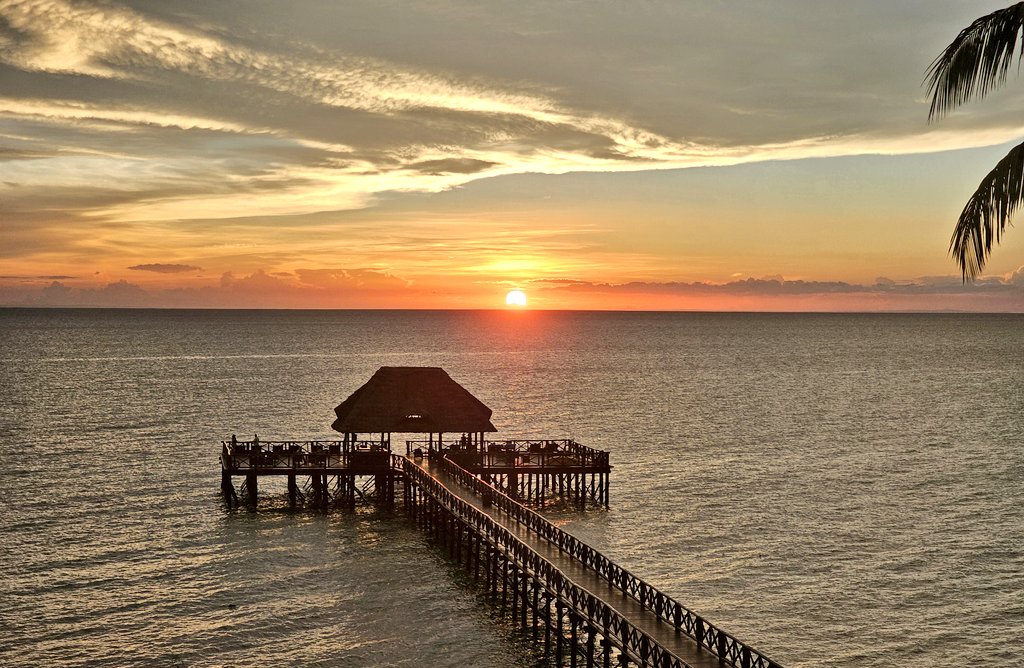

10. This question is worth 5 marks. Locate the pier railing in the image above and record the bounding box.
[437,455,780,668]
[405,439,610,469]
[221,439,388,471]
[403,458,694,668]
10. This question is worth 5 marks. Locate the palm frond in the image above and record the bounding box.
[926,2,1024,120]
[951,139,1024,280]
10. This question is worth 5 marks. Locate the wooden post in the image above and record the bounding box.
[511,568,519,620]
[570,612,578,668]
[532,584,539,641]
[287,474,297,507]
[556,601,565,667]
[472,535,481,582]
[455,522,463,565]
[501,559,508,611]
[310,474,321,507]
[490,549,498,599]
[544,595,553,657]
[245,472,257,506]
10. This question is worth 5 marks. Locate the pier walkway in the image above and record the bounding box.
[404,454,780,668]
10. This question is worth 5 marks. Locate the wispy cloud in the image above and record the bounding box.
[4,0,1021,230]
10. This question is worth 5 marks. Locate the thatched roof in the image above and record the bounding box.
[331,366,497,434]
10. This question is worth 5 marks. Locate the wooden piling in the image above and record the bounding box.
[245,472,257,506]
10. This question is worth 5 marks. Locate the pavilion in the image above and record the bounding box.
[331,366,497,453]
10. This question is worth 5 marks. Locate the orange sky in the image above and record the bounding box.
[1,1,1022,311]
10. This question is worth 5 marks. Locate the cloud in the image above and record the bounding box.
[535,274,1024,299]
[128,263,201,273]
[1003,265,1024,286]
[294,268,409,290]
[2,0,1023,304]
[31,279,150,307]
[1,268,417,308]
[405,158,497,175]
[2,270,1019,311]
[5,0,1024,231]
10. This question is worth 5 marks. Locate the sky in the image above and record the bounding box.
[1,0,1023,311]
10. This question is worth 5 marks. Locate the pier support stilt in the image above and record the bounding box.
[221,470,238,506]
[556,601,565,667]
[570,612,579,668]
[245,472,257,507]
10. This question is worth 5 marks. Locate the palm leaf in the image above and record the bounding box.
[926,2,1024,119]
[951,139,1024,279]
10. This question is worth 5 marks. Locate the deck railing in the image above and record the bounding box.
[436,455,781,668]
[403,458,695,668]
[221,439,388,471]
[405,439,609,469]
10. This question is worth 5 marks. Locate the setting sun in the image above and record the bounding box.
[505,289,528,307]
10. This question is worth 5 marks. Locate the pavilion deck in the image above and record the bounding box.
[221,439,390,475]
[220,437,610,507]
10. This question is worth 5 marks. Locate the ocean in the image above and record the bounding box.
[1,308,1021,667]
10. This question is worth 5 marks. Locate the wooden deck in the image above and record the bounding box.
[218,438,779,667]
[221,438,610,507]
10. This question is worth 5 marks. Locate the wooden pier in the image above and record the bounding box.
[219,444,780,667]
[218,367,783,667]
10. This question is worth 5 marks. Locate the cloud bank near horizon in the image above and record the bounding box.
[2,268,1020,312]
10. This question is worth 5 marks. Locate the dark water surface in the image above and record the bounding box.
[1,309,1021,667]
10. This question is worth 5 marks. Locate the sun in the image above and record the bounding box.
[505,289,528,307]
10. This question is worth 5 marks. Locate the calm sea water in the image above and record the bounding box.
[1,309,1021,667]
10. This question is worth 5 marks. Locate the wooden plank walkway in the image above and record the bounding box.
[414,456,725,668]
